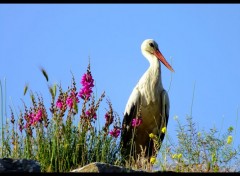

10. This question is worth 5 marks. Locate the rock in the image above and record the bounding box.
[0,158,41,172]
[70,162,146,173]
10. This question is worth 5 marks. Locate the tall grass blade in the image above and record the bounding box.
[40,67,49,82]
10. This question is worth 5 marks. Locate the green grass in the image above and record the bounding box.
[0,63,239,172]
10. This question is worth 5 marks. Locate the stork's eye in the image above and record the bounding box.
[149,43,154,48]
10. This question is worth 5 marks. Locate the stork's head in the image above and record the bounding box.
[141,39,174,72]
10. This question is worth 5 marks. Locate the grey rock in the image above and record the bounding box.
[70,162,146,173]
[0,158,41,172]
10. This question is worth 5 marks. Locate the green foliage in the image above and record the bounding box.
[161,115,240,172]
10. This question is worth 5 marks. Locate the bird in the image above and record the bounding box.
[120,39,174,162]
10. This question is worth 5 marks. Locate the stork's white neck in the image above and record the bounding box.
[142,50,163,88]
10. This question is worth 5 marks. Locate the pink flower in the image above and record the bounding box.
[66,96,73,109]
[34,109,42,122]
[109,127,120,138]
[27,109,43,127]
[79,86,93,100]
[56,99,63,109]
[81,73,94,87]
[132,118,143,127]
[66,91,80,109]
[29,112,35,125]
[85,108,97,120]
[78,72,94,100]
[105,112,113,125]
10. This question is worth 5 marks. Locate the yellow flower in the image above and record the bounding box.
[197,132,201,137]
[172,153,182,160]
[177,153,182,159]
[150,156,157,164]
[161,127,167,134]
[227,135,233,144]
[172,154,178,159]
[149,133,156,139]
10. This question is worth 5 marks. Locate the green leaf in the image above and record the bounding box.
[40,67,49,82]
[23,83,28,96]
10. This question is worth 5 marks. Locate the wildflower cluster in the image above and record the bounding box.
[56,99,63,109]
[3,62,122,172]
[27,109,42,127]
[53,76,80,119]
[85,107,97,120]
[52,88,67,120]
[109,127,121,138]
[19,95,48,135]
[78,64,94,101]
[66,90,79,110]
[103,100,121,138]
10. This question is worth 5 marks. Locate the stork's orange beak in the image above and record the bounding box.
[154,49,174,72]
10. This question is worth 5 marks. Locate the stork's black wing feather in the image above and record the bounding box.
[120,88,141,160]
[159,89,170,143]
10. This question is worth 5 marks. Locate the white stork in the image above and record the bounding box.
[120,39,174,161]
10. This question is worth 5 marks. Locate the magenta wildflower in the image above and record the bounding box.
[132,117,143,127]
[105,112,113,125]
[56,99,63,109]
[81,73,94,88]
[66,91,80,109]
[34,109,42,122]
[109,127,121,138]
[29,112,35,125]
[66,96,73,109]
[78,72,94,100]
[26,109,43,127]
[79,86,93,100]
[85,108,97,120]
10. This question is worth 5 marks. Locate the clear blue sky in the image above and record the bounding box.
[1,4,240,150]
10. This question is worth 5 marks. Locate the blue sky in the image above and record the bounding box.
[1,4,240,150]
